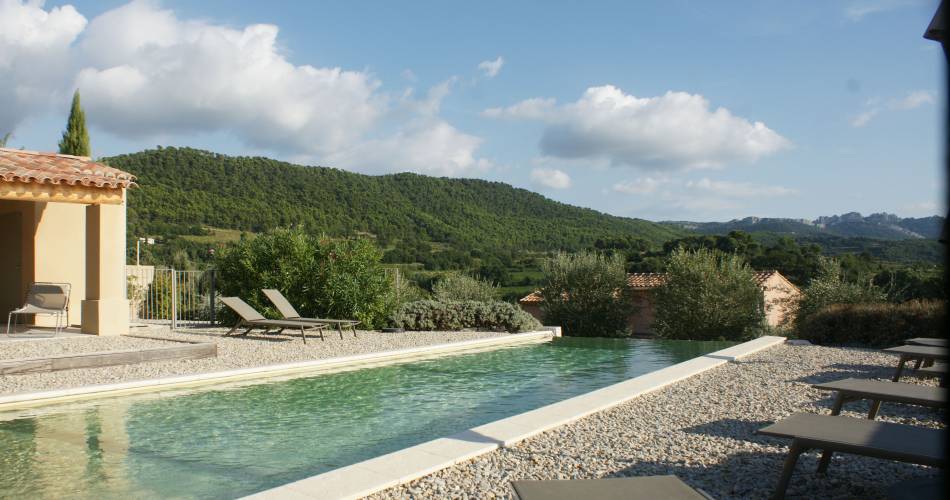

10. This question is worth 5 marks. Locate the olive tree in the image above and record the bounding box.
[653,248,765,341]
[539,251,633,337]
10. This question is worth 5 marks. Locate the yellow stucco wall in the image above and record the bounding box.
[0,200,86,327]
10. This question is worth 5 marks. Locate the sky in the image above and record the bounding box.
[1,0,945,222]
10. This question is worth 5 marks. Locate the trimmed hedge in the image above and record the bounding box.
[796,300,946,347]
[391,300,542,333]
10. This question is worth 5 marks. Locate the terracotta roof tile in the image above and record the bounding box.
[521,270,790,303]
[0,148,135,189]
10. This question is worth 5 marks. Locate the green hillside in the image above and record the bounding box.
[106,147,684,255]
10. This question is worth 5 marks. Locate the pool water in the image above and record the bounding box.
[0,337,732,499]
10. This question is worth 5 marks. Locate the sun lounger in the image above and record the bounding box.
[757,413,945,500]
[219,297,327,343]
[906,338,948,347]
[511,475,712,500]
[884,345,949,382]
[262,289,360,339]
[813,378,947,419]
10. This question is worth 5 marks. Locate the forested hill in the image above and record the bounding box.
[666,213,944,240]
[105,147,684,252]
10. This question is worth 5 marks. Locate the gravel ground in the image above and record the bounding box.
[0,328,509,395]
[372,344,945,500]
[0,335,176,360]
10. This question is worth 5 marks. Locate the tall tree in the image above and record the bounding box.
[58,90,90,156]
[0,132,10,147]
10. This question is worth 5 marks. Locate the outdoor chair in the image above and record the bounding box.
[219,297,327,343]
[757,413,945,500]
[6,282,71,335]
[262,289,360,339]
[510,475,713,500]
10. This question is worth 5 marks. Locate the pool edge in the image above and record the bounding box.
[245,335,787,500]
[0,330,555,412]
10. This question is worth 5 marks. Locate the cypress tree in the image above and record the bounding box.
[58,90,91,156]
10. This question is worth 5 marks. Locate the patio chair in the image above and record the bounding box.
[218,297,327,344]
[262,289,360,339]
[510,475,713,500]
[6,282,71,335]
[757,413,945,500]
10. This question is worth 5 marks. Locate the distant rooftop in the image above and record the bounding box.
[520,270,792,304]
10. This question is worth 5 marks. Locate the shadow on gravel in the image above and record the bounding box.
[795,363,893,384]
[681,419,774,442]
[604,449,939,500]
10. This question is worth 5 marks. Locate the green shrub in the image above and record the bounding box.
[790,257,886,334]
[217,228,395,329]
[539,251,633,337]
[391,300,542,332]
[653,248,765,341]
[431,273,498,302]
[796,300,946,347]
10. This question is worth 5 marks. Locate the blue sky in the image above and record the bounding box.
[1,0,944,221]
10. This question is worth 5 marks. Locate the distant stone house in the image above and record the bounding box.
[519,270,800,334]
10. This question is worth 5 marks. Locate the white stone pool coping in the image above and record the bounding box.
[245,335,786,500]
[0,330,555,412]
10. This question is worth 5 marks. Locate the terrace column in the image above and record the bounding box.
[81,198,129,336]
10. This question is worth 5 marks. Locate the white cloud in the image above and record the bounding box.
[0,0,87,132]
[328,119,491,177]
[844,0,914,21]
[850,109,879,127]
[477,56,504,78]
[903,201,941,214]
[401,69,417,82]
[74,0,384,154]
[892,90,935,110]
[482,98,555,119]
[850,90,935,127]
[0,0,492,177]
[612,176,669,195]
[530,168,571,189]
[485,85,789,170]
[685,178,796,198]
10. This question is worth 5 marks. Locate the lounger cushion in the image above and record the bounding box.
[758,413,945,467]
[511,476,709,500]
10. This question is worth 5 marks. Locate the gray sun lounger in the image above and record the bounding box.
[219,297,327,344]
[906,338,948,347]
[511,475,713,500]
[813,378,947,419]
[757,413,945,500]
[884,345,949,382]
[262,289,360,339]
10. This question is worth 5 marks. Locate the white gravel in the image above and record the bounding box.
[371,344,944,500]
[0,328,509,395]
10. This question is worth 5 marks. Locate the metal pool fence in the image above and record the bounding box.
[126,267,217,329]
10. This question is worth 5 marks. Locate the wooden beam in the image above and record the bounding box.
[0,343,217,375]
[0,181,124,205]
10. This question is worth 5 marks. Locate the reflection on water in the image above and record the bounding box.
[0,338,732,499]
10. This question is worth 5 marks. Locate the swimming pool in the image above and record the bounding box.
[0,337,732,499]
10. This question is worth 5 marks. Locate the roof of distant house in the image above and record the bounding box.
[519,270,797,304]
[0,147,135,189]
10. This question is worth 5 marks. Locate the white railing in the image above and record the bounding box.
[126,266,217,329]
